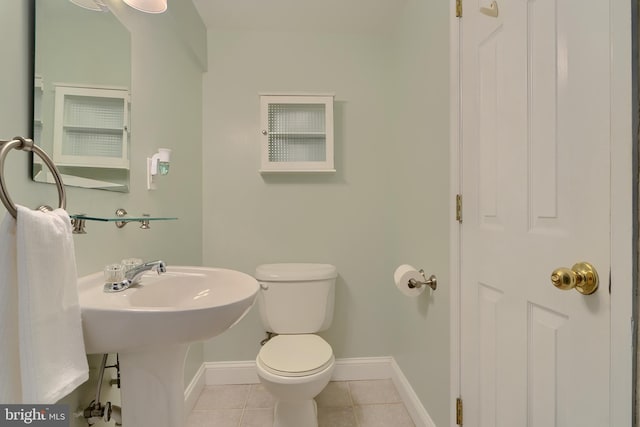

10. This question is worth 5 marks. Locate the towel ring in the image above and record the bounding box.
[0,137,66,219]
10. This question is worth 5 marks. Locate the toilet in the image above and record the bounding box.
[255,263,338,427]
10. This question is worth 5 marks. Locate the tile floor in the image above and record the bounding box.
[187,379,416,427]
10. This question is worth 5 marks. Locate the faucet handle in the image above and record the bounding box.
[156,260,167,273]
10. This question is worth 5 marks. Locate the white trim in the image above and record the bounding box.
[258,91,336,97]
[202,357,395,385]
[390,358,437,427]
[199,357,434,427]
[609,0,634,424]
[331,357,395,381]
[204,360,259,385]
[449,0,462,426]
[52,82,130,92]
[259,169,337,173]
[184,364,206,416]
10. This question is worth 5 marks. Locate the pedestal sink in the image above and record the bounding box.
[77,266,259,427]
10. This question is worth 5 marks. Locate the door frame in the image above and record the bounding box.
[448,1,635,426]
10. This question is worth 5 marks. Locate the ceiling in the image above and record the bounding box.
[191,0,409,34]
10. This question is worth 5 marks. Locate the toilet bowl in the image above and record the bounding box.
[256,335,335,427]
[254,263,338,427]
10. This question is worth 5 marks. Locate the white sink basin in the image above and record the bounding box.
[76,265,259,427]
[78,265,259,354]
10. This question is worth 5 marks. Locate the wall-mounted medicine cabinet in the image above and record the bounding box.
[52,85,129,169]
[259,93,335,172]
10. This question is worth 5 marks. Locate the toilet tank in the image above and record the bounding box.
[255,263,337,334]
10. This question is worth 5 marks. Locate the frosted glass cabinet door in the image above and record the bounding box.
[52,86,129,169]
[259,94,335,172]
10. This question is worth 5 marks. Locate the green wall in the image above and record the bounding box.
[200,1,450,424]
[386,1,450,423]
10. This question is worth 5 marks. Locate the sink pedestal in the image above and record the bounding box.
[119,344,189,427]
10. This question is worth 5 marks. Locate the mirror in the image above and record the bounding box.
[31,0,131,192]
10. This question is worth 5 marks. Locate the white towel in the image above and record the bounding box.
[0,212,22,403]
[13,205,88,403]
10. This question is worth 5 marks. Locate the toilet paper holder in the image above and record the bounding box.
[408,269,438,291]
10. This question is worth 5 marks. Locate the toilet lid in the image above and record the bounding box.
[258,334,334,377]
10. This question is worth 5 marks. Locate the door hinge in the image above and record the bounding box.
[456,194,463,223]
[456,0,462,17]
[456,397,463,425]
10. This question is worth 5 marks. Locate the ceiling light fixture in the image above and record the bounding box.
[122,0,167,13]
[70,0,109,12]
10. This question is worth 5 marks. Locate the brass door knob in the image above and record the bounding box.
[550,262,599,295]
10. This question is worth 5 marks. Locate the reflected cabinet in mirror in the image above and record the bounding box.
[31,0,131,192]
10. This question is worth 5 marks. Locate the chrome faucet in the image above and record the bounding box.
[104,260,167,293]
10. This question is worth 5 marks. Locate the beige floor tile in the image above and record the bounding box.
[189,380,417,427]
[316,381,352,407]
[348,379,401,405]
[186,409,243,427]
[240,408,274,427]
[354,404,415,427]
[246,384,277,409]
[318,405,357,427]
[194,384,251,410]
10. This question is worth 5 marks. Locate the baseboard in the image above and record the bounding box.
[390,358,437,427]
[204,360,260,385]
[184,363,206,415]
[331,356,395,381]
[198,357,435,427]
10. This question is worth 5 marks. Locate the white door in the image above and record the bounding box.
[459,0,617,425]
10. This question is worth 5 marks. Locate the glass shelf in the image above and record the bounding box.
[69,210,177,234]
[70,214,178,222]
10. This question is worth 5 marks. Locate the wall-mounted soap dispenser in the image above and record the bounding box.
[147,148,171,190]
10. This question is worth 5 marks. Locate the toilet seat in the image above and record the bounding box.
[258,334,334,378]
